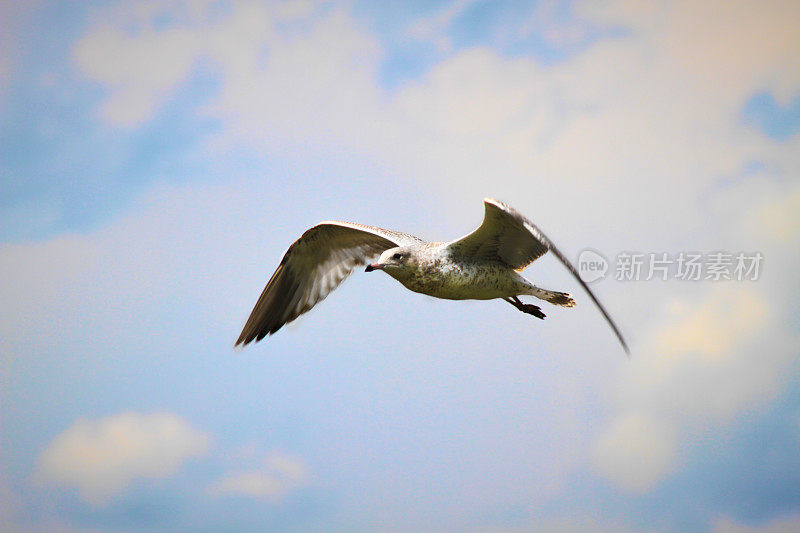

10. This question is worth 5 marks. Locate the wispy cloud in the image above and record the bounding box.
[207,450,310,501]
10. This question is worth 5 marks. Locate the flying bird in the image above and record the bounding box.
[236,198,628,354]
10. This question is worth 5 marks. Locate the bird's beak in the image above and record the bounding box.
[365,262,384,272]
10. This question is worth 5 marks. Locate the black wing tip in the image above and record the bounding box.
[234,323,284,348]
[234,333,252,348]
[605,317,630,358]
[620,337,631,358]
[235,324,257,348]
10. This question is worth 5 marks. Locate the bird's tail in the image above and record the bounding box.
[527,286,576,307]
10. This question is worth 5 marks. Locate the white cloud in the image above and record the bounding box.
[207,450,309,500]
[384,0,800,249]
[201,5,383,151]
[744,183,800,245]
[593,181,800,492]
[73,0,374,131]
[593,411,677,493]
[576,0,800,104]
[74,23,202,125]
[35,412,211,505]
[623,285,775,419]
[71,0,800,239]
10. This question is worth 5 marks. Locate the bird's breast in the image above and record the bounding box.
[398,259,516,300]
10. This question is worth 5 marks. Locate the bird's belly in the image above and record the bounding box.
[400,263,520,300]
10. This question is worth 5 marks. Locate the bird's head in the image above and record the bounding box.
[365,246,418,281]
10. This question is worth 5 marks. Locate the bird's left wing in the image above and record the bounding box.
[236,222,422,346]
[447,198,629,354]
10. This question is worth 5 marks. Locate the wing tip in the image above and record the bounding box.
[621,338,631,358]
[235,321,285,348]
[608,324,630,358]
[483,197,524,220]
[483,197,503,208]
[234,332,251,348]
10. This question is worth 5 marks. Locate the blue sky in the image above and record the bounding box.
[2,1,800,531]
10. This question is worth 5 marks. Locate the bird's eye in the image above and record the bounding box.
[392,253,402,260]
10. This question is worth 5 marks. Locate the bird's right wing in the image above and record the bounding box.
[236,222,422,346]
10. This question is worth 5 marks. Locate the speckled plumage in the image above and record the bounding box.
[385,244,533,300]
[236,198,628,354]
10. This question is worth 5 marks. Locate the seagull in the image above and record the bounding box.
[236,198,628,354]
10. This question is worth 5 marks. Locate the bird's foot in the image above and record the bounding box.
[520,303,546,320]
[505,296,546,320]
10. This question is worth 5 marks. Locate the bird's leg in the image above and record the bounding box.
[504,296,546,320]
